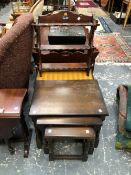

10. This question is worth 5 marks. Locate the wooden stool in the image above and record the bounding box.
[37,116,102,149]
[44,127,95,161]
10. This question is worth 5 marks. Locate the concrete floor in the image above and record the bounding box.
[0,2,131,175]
[0,64,131,175]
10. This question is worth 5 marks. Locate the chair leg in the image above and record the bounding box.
[119,2,124,24]
[124,6,131,28]
[110,0,114,13]
[21,118,32,158]
[24,129,32,158]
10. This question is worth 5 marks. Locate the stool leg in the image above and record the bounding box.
[44,139,49,154]
[95,126,101,148]
[82,140,90,162]
[49,139,54,161]
[88,140,95,154]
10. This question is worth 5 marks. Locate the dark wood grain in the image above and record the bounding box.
[40,44,89,50]
[44,126,95,161]
[42,63,87,71]
[37,23,96,26]
[37,117,102,126]
[45,127,95,139]
[0,89,27,118]
[0,89,32,157]
[34,10,99,76]
[38,11,94,23]
[29,80,108,117]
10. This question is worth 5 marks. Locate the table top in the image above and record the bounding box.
[29,80,108,117]
[0,89,27,118]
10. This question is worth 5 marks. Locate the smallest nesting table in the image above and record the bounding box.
[45,126,95,161]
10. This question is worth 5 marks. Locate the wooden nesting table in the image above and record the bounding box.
[29,80,108,160]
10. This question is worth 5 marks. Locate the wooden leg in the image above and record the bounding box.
[110,0,114,13]
[94,126,101,148]
[21,118,32,158]
[39,67,42,77]
[7,139,15,155]
[107,0,112,12]
[88,140,95,154]
[99,0,101,7]
[44,139,49,154]
[24,129,32,158]
[124,5,131,28]
[49,139,54,161]
[82,140,90,162]
[39,53,42,77]
[91,48,99,74]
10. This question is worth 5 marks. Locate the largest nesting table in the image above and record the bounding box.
[29,80,108,151]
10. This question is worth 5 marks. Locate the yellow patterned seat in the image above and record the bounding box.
[37,70,93,80]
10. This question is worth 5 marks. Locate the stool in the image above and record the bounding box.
[44,127,95,161]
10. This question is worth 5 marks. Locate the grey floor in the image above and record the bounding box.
[0,64,131,175]
[0,3,131,175]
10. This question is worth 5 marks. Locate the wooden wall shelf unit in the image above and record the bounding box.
[33,10,99,77]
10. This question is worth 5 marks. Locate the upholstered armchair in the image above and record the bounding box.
[0,13,34,88]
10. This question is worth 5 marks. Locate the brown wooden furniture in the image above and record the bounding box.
[0,14,34,157]
[29,80,108,158]
[34,10,99,76]
[44,127,95,161]
[37,116,102,152]
[120,0,131,28]
[0,89,32,157]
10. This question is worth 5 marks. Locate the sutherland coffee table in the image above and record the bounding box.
[29,80,108,150]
